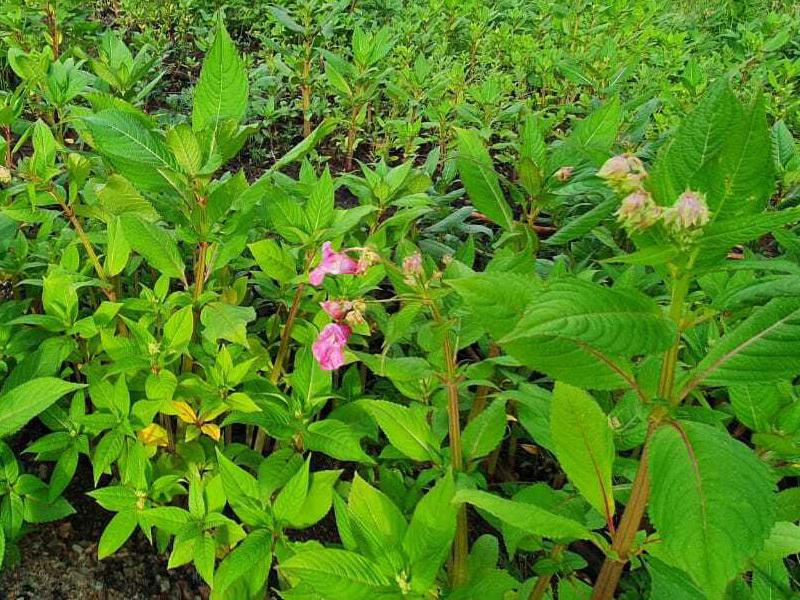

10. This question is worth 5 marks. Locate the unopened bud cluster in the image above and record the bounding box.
[598,155,710,242]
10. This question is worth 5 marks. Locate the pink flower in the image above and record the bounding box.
[309,242,359,286]
[664,190,710,231]
[402,252,423,277]
[320,300,352,321]
[312,323,351,371]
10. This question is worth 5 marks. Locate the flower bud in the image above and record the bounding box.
[555,166,574,182]
[664,190,710,231]
[320,300,352,321]
[0,166,10,184]
[598,154,647,194]
[616,189,660,230]
[356,248,380,274]
[402,252,423,284]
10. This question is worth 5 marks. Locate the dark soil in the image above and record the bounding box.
[0,524,208,600]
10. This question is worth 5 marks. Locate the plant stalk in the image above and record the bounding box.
[253,283,306,453]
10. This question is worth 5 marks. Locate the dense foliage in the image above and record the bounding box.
[1,0,799,598]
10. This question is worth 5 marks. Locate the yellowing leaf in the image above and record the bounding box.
[173,401,198,424]
[138,423,169,447]
[201,423,221,441]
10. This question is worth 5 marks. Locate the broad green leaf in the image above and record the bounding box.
[274,457,310,525]
[498,279,674,390]
[84,109,177,191]
[448,272,541,339]
[163,305,194,354]
[754,521,800,563]
[550,382,615,521]
[708,95,774,221]
[679,298,800,397]
[0,378,84,438]
[98,510,137,559]
[200,302,255,346]
[728,383,786,431]
[213,529,272,594]
[347,474,407,563]
[280,548,394,599]
[357,400,438,462]
[462,400,507,462]
[548,96,621,169]
[192,17,248,132]
[502,279,675,356]
[305,419,374,464]
[454,128,514,230]
[649,80,739,206]
[104,217,130,277]
[648,421,775,598]
[543,198,617,247]
[291,470,341,529]
[402,474,456,592]
[166,123,203,174]
[248,238,296,283]
[647,557,706,600]
[452,489,592,541]
[119,214,185,280]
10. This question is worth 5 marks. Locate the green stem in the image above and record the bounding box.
[657,274,690,402]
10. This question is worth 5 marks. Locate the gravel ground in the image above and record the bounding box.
[0,520,209,600]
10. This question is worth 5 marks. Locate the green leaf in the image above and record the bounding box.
[104,217,130,277]
[452,489,592,541]
[166,123,203,174]
[248,238,296,283]
[548,97,621,169]
[305,167,335,232]
[728,383,786,432]
[192,17,248,132]
[274,457,310,525]
[502,279,675,356]
[550,382,615,522]
[280,548,394,599]
[543,198,617,247]
[84,109,177,191]
[200,302,256,346]
[402,474,456,592]
[448,272,541,339]
[679,298,800,398]
[305,419,374,464]
[498,279,674,390]
[0,378,84,438]
[454,128,514,230]
[291,469,341,529]
[119,214,185,281]
[708,95,774,221]
[648,421,775,598]
[754,521,800,563]
[462,400,507,462]
[347,474,407,562]
[270,118,337,173]
[213,529,272,594]
[357,400,438,462]
[649,79,739,206]
[98,510,137,559]
[163,306,194,354]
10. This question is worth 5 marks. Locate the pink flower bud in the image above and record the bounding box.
[598,154,647,194]
[309,242,360,286]
[555,166,574,182]
[320,300,352,321]
[312,323,351,371]
[616,189,660,230]
[664,190,710,231]
[402,252,423,276]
